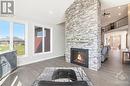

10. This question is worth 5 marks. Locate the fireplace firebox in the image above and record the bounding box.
[71,48,89,68]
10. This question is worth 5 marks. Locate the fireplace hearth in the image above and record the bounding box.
[71,48,89,68]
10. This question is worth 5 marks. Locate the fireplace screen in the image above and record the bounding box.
[71,48,88,67]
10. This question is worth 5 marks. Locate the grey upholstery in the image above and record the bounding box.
[38,81,89,86]
[0,51,17,80]
[101,46,109,62]
[32,67,93,86]
[52,69,77,81]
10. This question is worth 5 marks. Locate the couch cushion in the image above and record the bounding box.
[52,69,77,81]
[101,46,108,55]
[38,81,89,86]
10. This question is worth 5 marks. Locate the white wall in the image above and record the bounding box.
[128,4,130,49]
[0,17,65,66]
[18,23,65,66]
[121,33,127,49]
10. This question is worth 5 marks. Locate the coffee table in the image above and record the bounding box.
[32,67,93,86]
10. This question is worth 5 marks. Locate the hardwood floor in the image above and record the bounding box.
[1,50,130,86]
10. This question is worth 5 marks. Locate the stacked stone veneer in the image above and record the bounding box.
[65,0,101,71]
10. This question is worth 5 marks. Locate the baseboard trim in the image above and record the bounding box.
[18,55,64,67]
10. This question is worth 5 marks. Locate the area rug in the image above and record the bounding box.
[32,67,93,86]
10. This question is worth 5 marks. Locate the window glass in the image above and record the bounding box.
[0,20,10,52]
[35,26,43,53]
[44,28,50,52]
[13,23,25,56]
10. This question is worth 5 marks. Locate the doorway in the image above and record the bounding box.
[104,31,127,50]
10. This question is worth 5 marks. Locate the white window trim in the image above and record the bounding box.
[33,24,44,56]
[0,18,28,58]
[13,22,28,58]
[33,24,53,56]
[43,27,53,54]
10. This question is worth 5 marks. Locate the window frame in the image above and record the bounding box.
[33,25,52,56]
[43,27,52,54]
[34,26,44,54]
[0,20,10,53]
[0,18,28,58]
[12,22,28,58]
[33,24,44,55]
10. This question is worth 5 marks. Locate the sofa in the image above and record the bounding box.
[101,46,109,62]
[38,81,89,86]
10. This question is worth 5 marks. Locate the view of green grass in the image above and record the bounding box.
[0,20,25,56]
[0,45,9,52]
[0,44,25,56]
[14,44,25,56]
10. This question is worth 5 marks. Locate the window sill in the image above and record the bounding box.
[17,55,27,58]
[33,51,52,56]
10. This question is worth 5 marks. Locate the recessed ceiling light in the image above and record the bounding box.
[49,11,53,14]
[118,13,121,15]
[128,11,130,14]
[118,7,121,9]
[108,15,111,18]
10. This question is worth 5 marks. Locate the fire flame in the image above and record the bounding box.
[77,54,82,60]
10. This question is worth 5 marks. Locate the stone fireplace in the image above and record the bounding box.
[71,48,88,67]
[65,0,101,71]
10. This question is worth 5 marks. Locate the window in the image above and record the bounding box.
[13,23,25,56]
[35,26,43,53]
[44,28,51,52]
[0,20,10,52]
[0,19,27,57]
[34,26,51,54]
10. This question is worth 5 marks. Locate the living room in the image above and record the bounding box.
[0,0,130,86]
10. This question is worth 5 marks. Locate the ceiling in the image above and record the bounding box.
[8,0,130,25]
[100,0,130,9]
[15,0,74,25]
[101,4,128,26]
